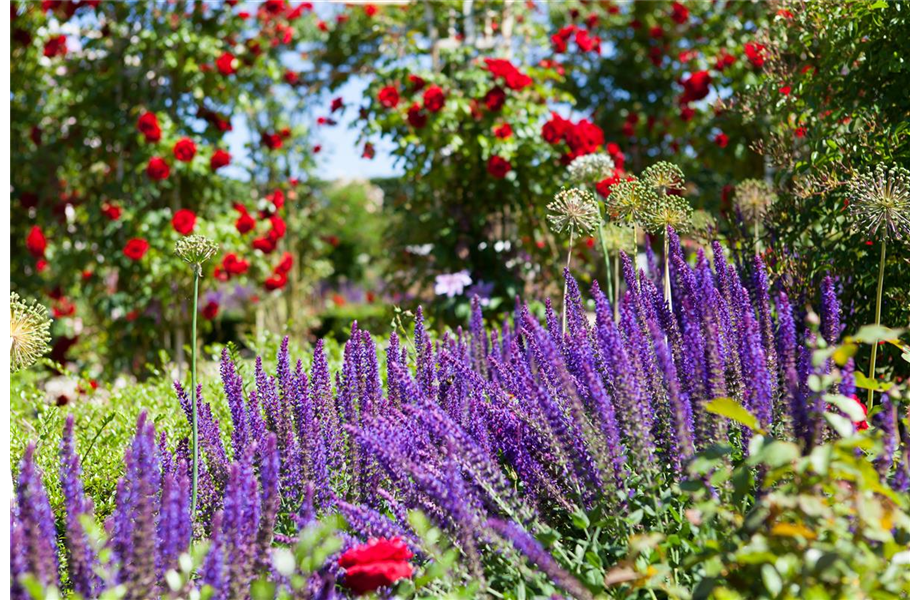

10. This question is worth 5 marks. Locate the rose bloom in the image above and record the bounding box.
[407,103,427,128]
[541,112,572,144]
[487,155,511,179]
[264,272,287,291]
[216,51,236,75]
[253,236,276,253]
[43,34,67,58]
[269,215,287,239]
[172,208,196,235]
[483,86,506,112]
[222,253,249,276]
[408,74,426,92]
[671,1,689,24]
[714,132,729,148]
[377,85,400,109]
[210,149,231,170]
[136,112,162,142]
[679,70,711,104]
[173,138,197,162]
[422,85,445,112]
[339,537,414,596]
[262,132,284,150]
[102,202,122,221]
[123,238,150,261]
[236,210,256,234]
[202,301,219,320]
[361,142,375,159]
[493,123,512,139]
[147,157,170,181]
[26,225,47,258]
[276,251,294,274]
[744,42,766,69]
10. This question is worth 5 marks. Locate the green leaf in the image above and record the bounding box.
[824,412,855,438]
[762,564,783,597]
[854,371,893,392]
[825,394,867,422]
[705,397,763,434]
[848,325,904,344]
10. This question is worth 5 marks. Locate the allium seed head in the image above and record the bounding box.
[566,154,614,186]
[646,194,692,234]
[641,161,685,193]
[10,292,52,373]
[547,188,599,235]
[605,179,656,226]
[734,179,776,223]
[175,234,219,276]
[847,164,909,242]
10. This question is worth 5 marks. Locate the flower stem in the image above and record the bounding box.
[595,198,614,304]
[562,228,574,336]
[867,239,886,408]
[190,271,200,516]
[614,252,620,322]
[633,224,641,289]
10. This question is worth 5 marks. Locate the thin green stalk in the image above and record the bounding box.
[562,228,574,335]
[867,239,886,408]
[754,221,760,254]
[633,224,641,288]
[190,271,200,515]
[614,252,620,322]
[594,195,614,303]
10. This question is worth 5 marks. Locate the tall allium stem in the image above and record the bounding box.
[753,221,760,254]
[562,228,574,335]
[868,239,886,408]
[633,225,640,287]
[190,270,200,515]
[594,196,614,304]
[614,253,620,322]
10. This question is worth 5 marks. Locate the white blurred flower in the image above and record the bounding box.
[435,270,472,297]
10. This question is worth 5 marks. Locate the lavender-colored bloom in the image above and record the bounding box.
[220,348,251,461]
[488,519,592,600]
[13,444,59,591]
[750,255,778,400]
[200,510,227,599]
[775,293,801,439]
[737,289,773,434]
[435,270,472,297]
[157,459,192,578]
[222,454,261,598]
[60,415,99,597]
[255,434,281,572]
[820,275,841,344]
[336,500,420,553]
[872,395,897,478]
[414,307,436,400]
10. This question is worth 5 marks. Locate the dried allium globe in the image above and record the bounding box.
[847,164,910,241]
[566,154,614,186]
[175,234,219,275]
[641,161,685,193]
[10,292,52,373]
[734,179,777,223]
[547,188,599,235]
[605,179,656,226]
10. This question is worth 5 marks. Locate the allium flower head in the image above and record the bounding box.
[847,164,909,241]
[646,194,692,234]
[10,292,52,373]
[734,179,776,223]
[566,154,614,185]
[176,234,219,276]
[605,179,656,226]
[641,161,685,193]
[547,188,599,235]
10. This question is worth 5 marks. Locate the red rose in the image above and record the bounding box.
[173,138,197,162]
[235,210,256,234]
[284,70,299,84]
[564,119,604,159]
[210,149,231,171]
[364,4,377,17]
[713,132,729,148]
[795,126,807,138]
[670,2,689,24]
[172,209,196,235]
[377,85,400,109]
[853,397,869,431]
[123,238,149,261]
[276,251,293,273]
[268,189,285,209]
[483,86,506,112]
[253,236,276,253]
[36,259,49,272]
[407,103,427,128]
[43,35,67,58]
[574,29,601,53]
[487,155,511,179]
[264,272,287,291]
[269,215,286,239]
[596,174,623,197]
[102,202,122,221]
[222,253,250,276]
[147,157,170,181]
[362,142,375,159]
[202,301,219,320]
[26,225,47,258]
[483,58,532,90]
[330,96,344,112]
[744,42,766,69]
[216,51,237,75]
[541,112,572,144]
[422,86,445,112]
[262,132,284,150]
[778,85,791,96]
[493,123,512,139]
[680,106,695,122]
[136,112,162,142]
[679,70,711,104]
[606,142,625,169]
[52,297,76,318]
[408,74,426,92]
[339,537,414,596]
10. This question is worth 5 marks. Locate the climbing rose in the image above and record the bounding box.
[377,86,400,109]
[222,253,249,276]
[202,301,219,320]
[216,51,236,75]
[146,157,170,181]
[679,70,711,104]
[487,155,511,179]
[744,42,767,69]
[407,103,427,128]
[26,226,47,258]
[714,132,729,148]
[136,112,162,142]
[253,236,276,253]
[483,86,506,112]
[43,35,67,57]
[210,149,231,171]
[171,209,196,235]
[123,238,149,261]
[422,86,445,112]
[493,123,512,139]
[264,272,287,291]
[670,2,689,24]
[173,138,197,162]
[484,58,532,90]
[235,209,255,234]
[542,112,571,144]
[339,538,414,596]
[101,202,122,221]
[276,251,294,274]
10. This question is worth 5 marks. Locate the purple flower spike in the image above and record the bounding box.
[60,415,99,597]
[820,275,841,345]
[13,444,59,592]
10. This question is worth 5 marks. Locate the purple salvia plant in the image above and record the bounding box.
[775,292,803,440]
[220,348,251,461]
[335,500,421,553]
[13,444,59,592]
[820,275,841,345]
[255,433,282,572]
[750,255,779,397]
[200,510,227,599]
[157,459,192,579]
[59,415,99,598]
[872,394,896,478]
[414,307,437,400]
[221,454,261,598]
[737,289,773,434]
